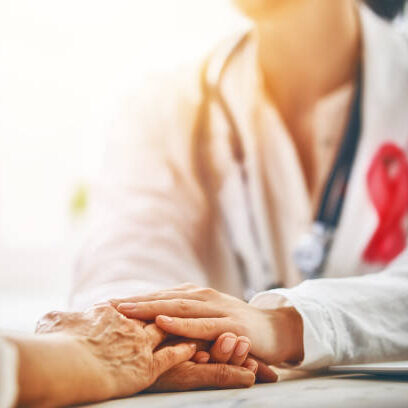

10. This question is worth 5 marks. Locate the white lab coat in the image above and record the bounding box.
[72,5,408,369]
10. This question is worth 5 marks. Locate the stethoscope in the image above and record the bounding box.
[195,32,362,299]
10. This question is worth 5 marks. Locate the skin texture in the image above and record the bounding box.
[144,336,276,391]
[142,337,260,392]
[12,304,196,407]
[22,305,257,405]
[113,283,304,366]
[148,359,257,392]
[180,334,278,384]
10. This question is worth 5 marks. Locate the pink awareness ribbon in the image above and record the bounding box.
[363,143,408,265]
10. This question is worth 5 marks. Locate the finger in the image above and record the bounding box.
[144,324,167,348]
[192,351,211,364]
[152,343,197,378]
[229,336,251,366]
[159,338,210,353]
[118,299,222,320]
[171,283,199,291]
[155,316,234,341]
[243,358,258,374]
[149,362,256,392]
[251,356,278,383]
[187,339,211,353]
[110,290,203,307]
[209,333,238,364]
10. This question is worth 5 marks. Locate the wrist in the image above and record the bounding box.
[265,307,304,364]
[8,333,90,407]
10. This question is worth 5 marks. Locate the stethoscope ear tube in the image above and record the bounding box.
[294,74,363,280]
[194,32,275,298]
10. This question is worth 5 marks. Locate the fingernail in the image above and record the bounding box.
[221,336,236,354]
[247,363,257,373]
[197,357,209,364]
[189,343,196,350]
[118,303,136,311]
[235,341,250,357]
[158,315,173,324]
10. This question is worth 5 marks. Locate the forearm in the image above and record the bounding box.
[7,334,113,408]
[251,255,408,369]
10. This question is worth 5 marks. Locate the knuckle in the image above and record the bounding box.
[199,287,216,297]
[108,298,120,306]
[202,319,216,332]
[233,320,246,336]
[155,347,180,376]
[43,310,63,322]
[35,311,73,334]
[165,348,176,362]
[177,299,190,312]
[184,318,195,331]
[215,365,232,387]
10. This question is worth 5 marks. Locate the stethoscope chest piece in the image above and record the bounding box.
[293,222,334,280]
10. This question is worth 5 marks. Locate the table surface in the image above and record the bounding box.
[84,373,408,408]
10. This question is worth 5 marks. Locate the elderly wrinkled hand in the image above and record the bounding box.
[148,334,277,391]
[148,352,258,392]
[30,304,195,406]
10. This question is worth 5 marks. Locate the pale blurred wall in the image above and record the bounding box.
[0,0,247,332]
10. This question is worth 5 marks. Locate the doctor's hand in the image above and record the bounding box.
[113,284,304,366]
[25,305,196,407]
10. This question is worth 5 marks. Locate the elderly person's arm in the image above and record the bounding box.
[1,305,196,408]
[1,305,257,408]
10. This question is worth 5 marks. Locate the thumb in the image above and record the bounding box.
[152,342,196,378]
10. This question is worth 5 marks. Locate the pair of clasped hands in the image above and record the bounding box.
[34,284,303,407]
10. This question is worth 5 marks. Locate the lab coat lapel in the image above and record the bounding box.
[325,5,408,277]
[220,37,282,291]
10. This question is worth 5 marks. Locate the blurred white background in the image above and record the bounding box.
[0,0,246,332]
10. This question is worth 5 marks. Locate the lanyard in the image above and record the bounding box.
[198,32,363,291]
[293,75,363,279]
[317,76,362,227]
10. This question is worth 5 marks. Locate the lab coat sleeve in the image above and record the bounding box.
[0,338,18,408]
[250,250,408,370]
[70,71,212,310]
